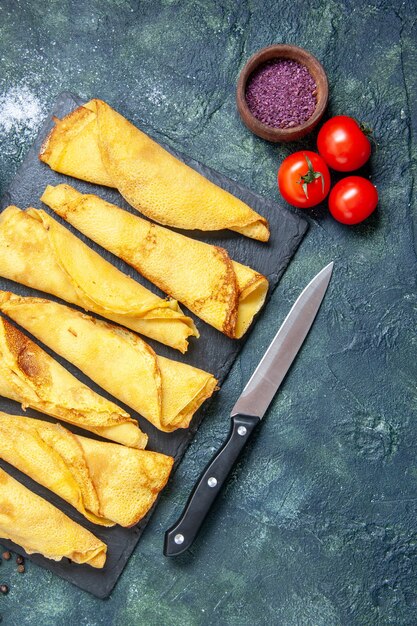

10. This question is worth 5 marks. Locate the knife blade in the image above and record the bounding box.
[164,262,334,557]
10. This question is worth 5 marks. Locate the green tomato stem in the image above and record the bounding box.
[297,154,325,199]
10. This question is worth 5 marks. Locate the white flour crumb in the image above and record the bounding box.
[147,86,167,106]
[0,85,44,135]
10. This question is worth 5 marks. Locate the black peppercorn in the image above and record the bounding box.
[16,555,24,565]
[1,552,10,561]
[0,584,9,595]
[17,565,25,574]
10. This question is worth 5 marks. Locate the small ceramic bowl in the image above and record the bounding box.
[236,44,328,142]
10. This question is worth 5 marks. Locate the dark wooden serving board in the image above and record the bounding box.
[0,93,308,598]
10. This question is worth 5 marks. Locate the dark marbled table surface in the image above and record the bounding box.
[0,1,416,624]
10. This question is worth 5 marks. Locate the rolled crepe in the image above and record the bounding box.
[39,99,270,242]
[0,468,106,567]
[0,413,174,527]
[0,316,147,449]
[0,292,218,432]
[0,206,197,352]
[42,184,269,339]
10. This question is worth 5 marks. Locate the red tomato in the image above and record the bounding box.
[329,176,378,225]
[317,115,371,171]
[278,151,331,209]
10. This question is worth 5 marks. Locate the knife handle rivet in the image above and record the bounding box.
[207,477,217,488]
[237,426,247,436]
[174,533,185,545]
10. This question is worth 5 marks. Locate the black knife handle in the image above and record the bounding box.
[164,414,260,556]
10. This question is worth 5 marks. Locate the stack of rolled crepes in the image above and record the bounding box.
[0,317,179,565]
[0,291,218,433]
[0,412,174,528]
[0,207,216,564]
[0,97,271,568]
[0,412,174,568]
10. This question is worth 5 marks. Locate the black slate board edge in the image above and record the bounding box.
[0,92,308,598]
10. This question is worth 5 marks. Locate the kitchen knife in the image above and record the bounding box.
[164,262,333,557]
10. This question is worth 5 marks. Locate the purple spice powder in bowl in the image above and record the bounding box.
[236,44,328,142]
[246,59,317,129]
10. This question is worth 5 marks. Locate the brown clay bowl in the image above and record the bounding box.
[236,44,328,142]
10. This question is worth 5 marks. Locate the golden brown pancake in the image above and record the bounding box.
[39,99,270,241]
[0,467,107,567]
[0,317,147,448]
[0,206,197,352]
[42,184,269,339]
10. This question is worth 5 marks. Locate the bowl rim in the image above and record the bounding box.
[236,43,329,141]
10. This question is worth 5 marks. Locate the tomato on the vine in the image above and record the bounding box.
[317,115,371,172]
[278,151,331,209]
[329,176,378,225]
